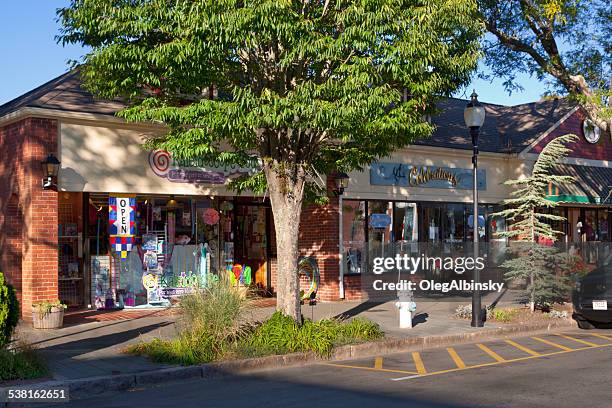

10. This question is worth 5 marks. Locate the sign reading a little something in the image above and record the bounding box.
[370,163,486,190]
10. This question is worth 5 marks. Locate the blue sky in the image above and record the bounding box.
[0,0,549,107]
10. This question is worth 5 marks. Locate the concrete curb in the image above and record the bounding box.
[12,319,576,400]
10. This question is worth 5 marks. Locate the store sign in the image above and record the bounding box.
[370,214,392,229]
[109,196,136,259]
[148,150,260,184]
[370,163,486,190]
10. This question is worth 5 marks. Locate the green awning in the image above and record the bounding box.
[546,164,612,205]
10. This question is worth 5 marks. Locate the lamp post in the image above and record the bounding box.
[334,172,350,299]
[464,91,485,327]
[41,154,61,190]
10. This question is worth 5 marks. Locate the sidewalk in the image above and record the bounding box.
[13,290,536,382]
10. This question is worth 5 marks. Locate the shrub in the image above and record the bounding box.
[490,308,519,323]
[240,312,383,357]
[0,272,19,348]
[0,343,48,381]
[127,277,247,365]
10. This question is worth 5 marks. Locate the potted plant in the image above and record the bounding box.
[32,300,67,329]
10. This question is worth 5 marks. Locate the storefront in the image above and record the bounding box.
[2,72,612,318]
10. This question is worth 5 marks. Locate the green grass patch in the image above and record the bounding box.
[126,279,383,365]
[0,345,48,381]
[490,308,520,323]
[239,312,383,358]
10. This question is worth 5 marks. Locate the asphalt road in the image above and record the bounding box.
[59,329,611,408]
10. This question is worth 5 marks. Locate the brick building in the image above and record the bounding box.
[1,71,611,319]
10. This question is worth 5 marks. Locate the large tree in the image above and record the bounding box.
[478,0,611,133]
[58,0,481,321]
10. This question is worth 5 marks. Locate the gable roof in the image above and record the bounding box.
[0,70,124,117]
[0,71,578,154]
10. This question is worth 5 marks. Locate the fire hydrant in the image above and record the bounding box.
[395,289,416,329]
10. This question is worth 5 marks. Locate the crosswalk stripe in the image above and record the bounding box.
[477,343,506,362]
[447,347,466,369]
[412,352,427,374]
[555,333,598,347]
[531,336,573,351]
[589,333,612,342]
[374,357,383,369]
[504,339,541,356]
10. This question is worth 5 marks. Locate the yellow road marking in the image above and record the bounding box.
[531,336,573,351]
[477,343,506,362]
[374,357,383,369]
[556,333,598,347]
[505,339,540,356]
[392,342,612,381]
[325,362,417,375]
[412,352,427,374]
[590,333,612,341]
[446,347,466,369]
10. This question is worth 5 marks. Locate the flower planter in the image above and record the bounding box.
[32,306,65,329]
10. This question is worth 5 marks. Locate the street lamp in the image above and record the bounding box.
[464,90,485,328]
[41,153,60,190]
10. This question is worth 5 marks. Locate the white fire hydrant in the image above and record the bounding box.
[395,289,416,329]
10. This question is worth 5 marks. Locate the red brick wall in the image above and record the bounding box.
[0,117,59,320]
[529,109,612,160]
[268,175,364,302]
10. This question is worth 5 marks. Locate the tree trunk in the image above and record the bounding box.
[263,160,306,322]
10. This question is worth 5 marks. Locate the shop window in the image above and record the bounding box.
[597,210,609,241]
[584,210,597,241]
[489,205,507,241]
[343,200,366,274]
[368,201,393,257]
[466,205,487,241]
[393,202,418,242]
[420,204,443,242]
[443,203,465,243]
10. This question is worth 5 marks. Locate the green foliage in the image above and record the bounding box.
[0,272,19,348]
[57,0,482,193]
[0,344,48,381]
[32,299,67,321]
[478,0,611,132]
[127,277,248,365]
[479,0,610,92]
[501,243,573,310]
[489,308,519,323]
[493,134,578,242]
[240,312,383,357]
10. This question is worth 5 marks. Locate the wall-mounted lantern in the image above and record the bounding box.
[41,154,60,190]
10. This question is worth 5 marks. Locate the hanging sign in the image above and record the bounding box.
[109,196,136,259]
[370,213,392,229]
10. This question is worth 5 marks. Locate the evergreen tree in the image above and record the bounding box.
[493,134,578,311]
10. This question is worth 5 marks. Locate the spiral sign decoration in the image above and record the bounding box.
[149,150,172,177]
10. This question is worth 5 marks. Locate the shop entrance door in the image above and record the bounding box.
[234,205,269,289]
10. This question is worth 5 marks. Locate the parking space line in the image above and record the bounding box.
[555,333,598,347]
[477,343,506,362]
[589,333,612,341]
[446,347,466,369]
[392,343,612,382]
[531,336,573,351]
[505,339,540,356]
[325,362,418,375]
[374,357,383,369]
[412,352,427,374]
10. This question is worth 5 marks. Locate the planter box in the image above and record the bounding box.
[32,306,65,329]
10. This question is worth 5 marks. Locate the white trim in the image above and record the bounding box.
[0,107,163,131]
[521,153,610,168]
[518,106,580,158]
